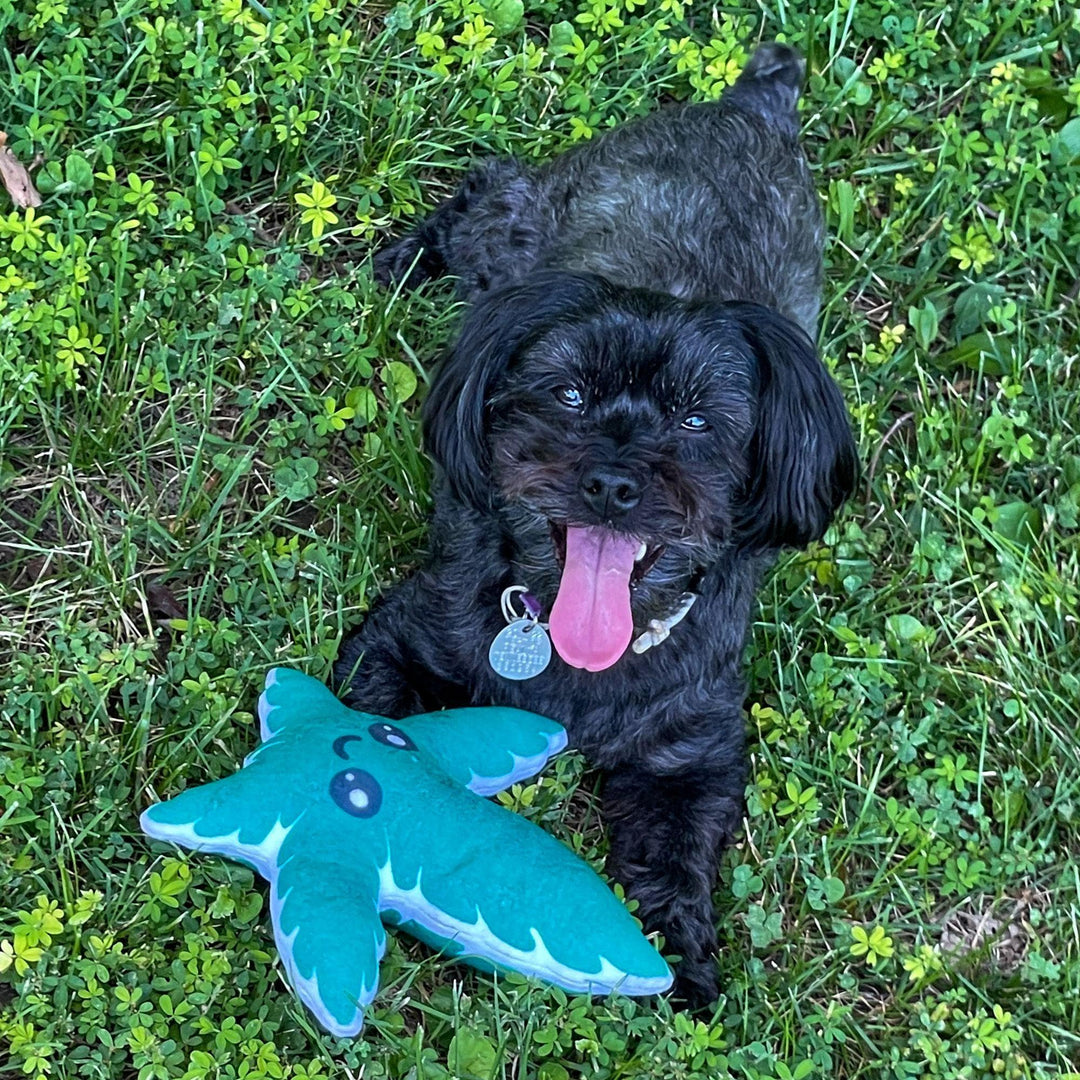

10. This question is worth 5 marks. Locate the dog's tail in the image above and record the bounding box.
[722,43,805,135]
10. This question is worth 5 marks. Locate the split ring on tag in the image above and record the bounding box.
[489,586,552,681]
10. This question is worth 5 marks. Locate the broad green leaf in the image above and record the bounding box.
[448,1030,497,1079]
[538,1066,570,1080]
[236,891,263,924]
[993,501,1042,548]
[346,386,379,424]
[484,0,523,35]
[832,56,856,82]
[886,614,924,641]
[65,153,95,191]
[549,20,575,53]
[1051,117,1080,166]
[1031,87,1069,124]
[907,299,939,349]
[886,614,935,649]
[747,904,783,948]
[33,160,64,195]
[852,80,873,106]
[952,282,1006,337]
[381,361,418,403]
[938,331,1012,376]
[830,179,855,242]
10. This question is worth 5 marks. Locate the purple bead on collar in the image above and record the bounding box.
[521,592,543,620]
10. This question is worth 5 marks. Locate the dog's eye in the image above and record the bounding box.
[681,415,709,432]
[554,386,584,410]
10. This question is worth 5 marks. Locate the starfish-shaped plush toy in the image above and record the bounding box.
[141,669,672,1036]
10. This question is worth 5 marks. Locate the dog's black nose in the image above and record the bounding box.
[581,466,642,518]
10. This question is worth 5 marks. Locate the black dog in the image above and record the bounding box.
[334,43,857,1005]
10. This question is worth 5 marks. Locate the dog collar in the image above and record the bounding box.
[631,591,698,655]
[488,585,698,679]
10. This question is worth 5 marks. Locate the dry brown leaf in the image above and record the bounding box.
[0,131,43,209]
[938,891,1035,975]
[146,581,186,621]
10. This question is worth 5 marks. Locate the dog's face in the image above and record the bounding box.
[487,305,756,669]
[424,271,856,671]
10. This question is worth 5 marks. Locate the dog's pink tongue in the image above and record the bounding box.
[549,526,638,672]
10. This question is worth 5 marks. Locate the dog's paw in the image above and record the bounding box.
[372,236,419,285]
[372,235,439,288]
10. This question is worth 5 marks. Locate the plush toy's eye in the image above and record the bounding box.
[681,415,709,432]
[330,768,382,818]
[368,722,417,751]
[554,386,584,410]
[332,734,364,759]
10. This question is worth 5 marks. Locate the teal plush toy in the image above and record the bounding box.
[140,669,672,1036]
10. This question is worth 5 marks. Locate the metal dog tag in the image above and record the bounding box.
[489,619,552,681]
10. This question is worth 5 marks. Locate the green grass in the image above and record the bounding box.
[2,0,1079,1077]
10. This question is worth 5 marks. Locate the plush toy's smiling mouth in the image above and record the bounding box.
[547,523,666,672]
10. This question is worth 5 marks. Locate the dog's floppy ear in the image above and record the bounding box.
[422,271,605,509]
[727,303,858,551]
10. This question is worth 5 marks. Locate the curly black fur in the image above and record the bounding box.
[335,43,858,1006]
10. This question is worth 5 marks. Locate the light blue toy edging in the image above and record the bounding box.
[376,854,673,996]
